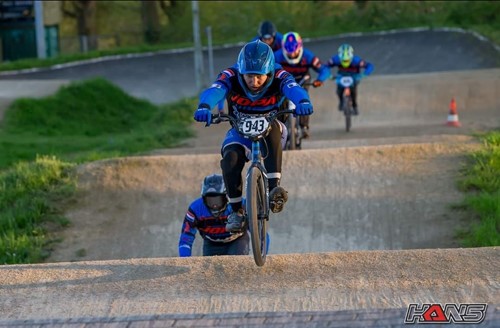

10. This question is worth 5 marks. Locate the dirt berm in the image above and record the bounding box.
[0,69,499,322]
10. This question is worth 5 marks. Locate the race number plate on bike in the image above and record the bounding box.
[238,116,269,137]
[339,76,354,88]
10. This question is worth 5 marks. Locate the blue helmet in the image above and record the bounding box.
[237,40,275,99]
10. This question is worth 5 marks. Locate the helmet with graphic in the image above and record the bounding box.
[236,40,275,98]
[282,32,303,65]
[338,43,354,68]
[201,174,227,217]
[258,20,277,39]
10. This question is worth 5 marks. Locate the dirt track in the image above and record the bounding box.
[47,69,499,262]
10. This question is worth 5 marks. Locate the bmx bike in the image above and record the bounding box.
[284,75,312,150]
[334,75,356,132]
[211,109,294,266]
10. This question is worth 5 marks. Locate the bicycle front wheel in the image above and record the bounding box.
[285,116,296,150]
[246,166,268,266]
[343,94,352,132]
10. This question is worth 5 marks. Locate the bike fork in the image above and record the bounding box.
[249,141,270,216]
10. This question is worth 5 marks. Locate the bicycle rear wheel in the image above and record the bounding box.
[343,95,352,132]
[246,166,268,266]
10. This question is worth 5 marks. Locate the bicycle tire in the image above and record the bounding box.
[246,166,268,266]
[295,116,302,149]
[343,94,352,132]
[285,116,296,150]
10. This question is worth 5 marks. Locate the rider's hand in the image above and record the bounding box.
[355,73,365,82]
[295,100,313,116]
[312,80,323,88]
[194,103,212,126]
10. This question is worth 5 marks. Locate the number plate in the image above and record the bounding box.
[238,116,269,137]
[339,76,354,87]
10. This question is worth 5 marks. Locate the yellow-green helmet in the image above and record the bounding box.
[338,43,354,68]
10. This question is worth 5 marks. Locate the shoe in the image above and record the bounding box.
[353,107,359,115]
[302,126,310,139]
[269,186,288,213]
[225,208,246,232]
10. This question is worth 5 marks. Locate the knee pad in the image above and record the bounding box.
[220,147,245,174]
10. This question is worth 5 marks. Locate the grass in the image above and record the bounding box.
[457,130,500,247]
[0,78,195,264]
[0,78,195,169]
[0,156,75,264]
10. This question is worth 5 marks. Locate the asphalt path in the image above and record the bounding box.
[1,28,499,105]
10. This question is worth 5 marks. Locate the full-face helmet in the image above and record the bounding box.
[236,40,275,98]
[282,32,303,65]
[338,43,354,68]
[201,174,227,217]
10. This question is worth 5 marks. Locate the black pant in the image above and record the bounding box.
[203,232,249,256]
[220,121,283,205]
[337,83,358,108]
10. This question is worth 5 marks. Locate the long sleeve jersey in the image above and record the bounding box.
[274,48,331,83]
[198,64,310,115]
[251,32,284,51]
[327,54,374,76]
[178,198,244,256]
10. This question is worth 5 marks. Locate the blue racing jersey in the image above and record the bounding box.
[274,48,331,83]
[178,197,246,257]
[199,64,310,116]
[327,54,374,76]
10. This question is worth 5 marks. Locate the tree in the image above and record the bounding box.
[62,0,97,51]
[141,0,161,44]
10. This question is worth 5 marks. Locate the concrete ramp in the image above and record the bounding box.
[0,247,498,322]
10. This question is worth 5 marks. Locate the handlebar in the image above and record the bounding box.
[210,109,294,125]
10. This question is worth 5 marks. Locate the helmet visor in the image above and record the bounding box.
[205,195,227,211]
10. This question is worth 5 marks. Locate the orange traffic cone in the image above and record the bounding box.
[446,98,461,127]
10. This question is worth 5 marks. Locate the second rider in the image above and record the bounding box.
[193,40,313,233]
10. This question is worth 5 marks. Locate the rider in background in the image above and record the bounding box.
[274,31,331,138]
[193,40,313,233]
[178,174,249,256]
[252,20,283,52]
[326,43,374,115]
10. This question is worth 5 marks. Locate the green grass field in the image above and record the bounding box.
[0,79,195,264]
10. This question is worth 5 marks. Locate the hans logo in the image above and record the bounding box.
[404,303,487,324]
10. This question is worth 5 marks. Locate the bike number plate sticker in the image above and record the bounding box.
[339,76,354,87]
[239,116,269,137]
